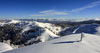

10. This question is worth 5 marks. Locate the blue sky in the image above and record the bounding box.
[0,0,100,19]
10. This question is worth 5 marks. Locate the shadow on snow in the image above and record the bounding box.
[52,40,80,44]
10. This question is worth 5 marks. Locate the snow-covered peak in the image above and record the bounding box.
[92,18,100,21]
[34,21,61,42]
[8,19,21,24]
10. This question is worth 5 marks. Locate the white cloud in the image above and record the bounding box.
[39,10,54,13]
[30,14,46,16]
[30,10,68,16]
[30,0,100,16]
[71,0,100,12]
[92,0,100,4]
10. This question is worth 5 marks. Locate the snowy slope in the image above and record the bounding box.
[3,33,100,53]
[73,24,99,34]
[40,29,59,42]
[0,42,13,53]
[35,21,62,33]
[34,21,62,42]
[0,19,61,49]
[59,24,100,36]
[0,19,20,26]
[0,19,61,43]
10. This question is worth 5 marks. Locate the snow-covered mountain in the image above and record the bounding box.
[0,19,100,53]
[0,19,61,49]
[59,24,100,36]
[18,18,100,22]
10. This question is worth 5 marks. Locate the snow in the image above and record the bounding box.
[73,28,79,33]
[92,18,100,21]
[19,21,36,33]
[95,26,100,35]
[22,25,31,33]
[40,29,59,42]
[8,19,20,24]
[0,22,5,26]
[0,19,60,43]
[61,24,99,36]
[18,18,99,22]
[35,21,62,33]
[0,42,13,53]
[35,21,60,42]
[3,33,100,53]
[1,19,100,53]
[20,21,60,42]
[74,24,99,34]
[0,19,21,26]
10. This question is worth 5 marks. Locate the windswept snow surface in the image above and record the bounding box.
[3,33,100,53]
[0,42,13,53]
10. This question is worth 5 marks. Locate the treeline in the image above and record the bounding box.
[48,20,100,28]
[0,24,45,49]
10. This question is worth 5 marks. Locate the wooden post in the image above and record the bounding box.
[80,32,82,41]
[80,32,85,41]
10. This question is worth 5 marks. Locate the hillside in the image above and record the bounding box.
[0,19,61,49]
[3,33,100,53]
[59,24,100,36]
